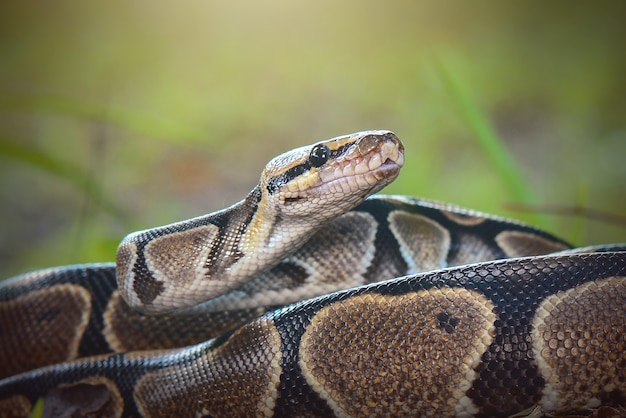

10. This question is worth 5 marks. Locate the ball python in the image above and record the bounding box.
[0,130,624,417]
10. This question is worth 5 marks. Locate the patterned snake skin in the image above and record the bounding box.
[0,131,624,417]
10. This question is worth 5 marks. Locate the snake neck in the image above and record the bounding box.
[202,184,317,280]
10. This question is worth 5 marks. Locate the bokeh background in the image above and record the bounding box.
[1,1,625,279]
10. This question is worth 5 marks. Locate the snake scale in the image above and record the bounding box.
[0,131,624,418]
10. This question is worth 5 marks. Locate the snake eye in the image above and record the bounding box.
[309,144,330,168]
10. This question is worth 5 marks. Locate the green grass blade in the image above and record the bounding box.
[435,57,535,203]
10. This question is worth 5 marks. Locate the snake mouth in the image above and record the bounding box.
[324,134,404,187]
[375,154,405,178]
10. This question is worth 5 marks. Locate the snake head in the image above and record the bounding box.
[260,130,405,221]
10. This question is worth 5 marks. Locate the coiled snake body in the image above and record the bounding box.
[0,131,624,417]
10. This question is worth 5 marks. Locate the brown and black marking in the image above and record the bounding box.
[202,186,263,275]
[1,195,574,379]
[0,195,579,382]
[190,210,380,313]
[41,376,124,418]
[0,284,91,379]
[261,260,311,291]
[133,316,283,417]
[3,130,625,417]
[388,210,452,272]
[356,196,571,286]
[102,290,270,352]
[298,289,496,417]
[532,276,626,413]
[0,252,625,417]
[0,264,121,377]
[269,251,626,417]
[255,211,378,292]
[116,186,262,310]
[128,194,575,316]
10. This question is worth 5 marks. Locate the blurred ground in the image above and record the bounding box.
[0,1,625,278]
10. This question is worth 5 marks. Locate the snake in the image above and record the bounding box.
[0,130,624,418]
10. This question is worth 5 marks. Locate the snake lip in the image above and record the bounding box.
[367,154,403,183]
[376,157,402,179]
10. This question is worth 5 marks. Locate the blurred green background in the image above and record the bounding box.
[1,1,625,279]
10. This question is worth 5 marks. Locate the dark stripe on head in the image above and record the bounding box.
[266,162,311,194]
[329,143,350,159]
[266,142,353,195]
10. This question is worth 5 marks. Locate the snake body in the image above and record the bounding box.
[0,130,624,417]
